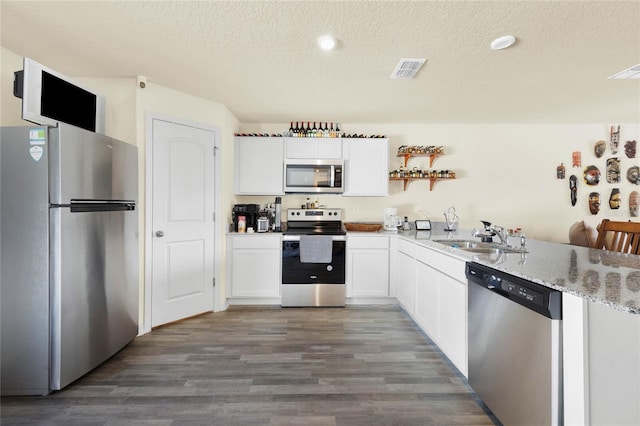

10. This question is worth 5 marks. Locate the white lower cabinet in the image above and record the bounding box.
[228,234,281,300]
[395,237,467,376]
[414,259,467,375]
[563,293,640,425]
[414,261,438,334]
[346,235,390,299]
[396,250,416,313]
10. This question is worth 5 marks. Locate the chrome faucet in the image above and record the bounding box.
[491,225,509,245]
[472,220,508,245]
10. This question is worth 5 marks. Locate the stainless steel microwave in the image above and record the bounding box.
[284,159,343,193]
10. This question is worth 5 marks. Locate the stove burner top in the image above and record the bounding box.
[284,208,346,236]
[284,224,346,236]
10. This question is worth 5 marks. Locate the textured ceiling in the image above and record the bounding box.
[1,1,639,124]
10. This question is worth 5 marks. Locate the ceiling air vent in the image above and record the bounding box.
[607,63,640,79]
[391,58,427,79]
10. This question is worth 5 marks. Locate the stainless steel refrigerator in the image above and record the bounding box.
[1,123,138,395]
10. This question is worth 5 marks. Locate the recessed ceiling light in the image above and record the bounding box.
[318,35,337,51]
[490,35,516,50]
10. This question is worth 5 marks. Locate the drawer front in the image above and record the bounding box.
[232,234,281,249]
[348,235,388,249]
[397,238,417,257]
[415,245,466,283]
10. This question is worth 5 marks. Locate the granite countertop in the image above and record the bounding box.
[392,228,640,315]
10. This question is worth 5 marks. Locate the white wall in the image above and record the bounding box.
[239,123,640,242]
[1,47,31,126]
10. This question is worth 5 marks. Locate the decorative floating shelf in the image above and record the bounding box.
[397,152,442,168]
[390,151,455,191]
[389,177,456,191]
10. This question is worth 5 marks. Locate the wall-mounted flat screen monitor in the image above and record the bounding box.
[19,57,105,134]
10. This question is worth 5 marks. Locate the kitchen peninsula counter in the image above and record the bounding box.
[381,228,640,425]
[374,228,640,315]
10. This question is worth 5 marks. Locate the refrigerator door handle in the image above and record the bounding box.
[62,200,136,213]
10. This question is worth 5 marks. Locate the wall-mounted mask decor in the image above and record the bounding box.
[583,165,600,185]
[570,175,577,206]
[589,191,601,215]
[594,140,606,158]
[606,157,621,183]
[609,188,621,209]
[630,191,639,217]
[628,166,639,185]
[610,125,620,154]
[572,151,581,167]
[625,140,637,159]
[556,163,565,179]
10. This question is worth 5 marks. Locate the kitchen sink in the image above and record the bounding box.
[433,239,527,254]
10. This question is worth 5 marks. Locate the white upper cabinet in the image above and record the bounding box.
[342,138,389,196]
[284,137,342,159]
[234,137,284,195]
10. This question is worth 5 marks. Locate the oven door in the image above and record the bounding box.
[281,235,346,307]
[282,237,345,284]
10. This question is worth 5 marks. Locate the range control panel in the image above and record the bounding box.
[288,208,342,221]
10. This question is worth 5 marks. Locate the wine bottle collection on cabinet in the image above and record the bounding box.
[234,121,386,139]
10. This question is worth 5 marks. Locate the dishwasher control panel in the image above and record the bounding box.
[466,262,562,319]
[502,281,544,308]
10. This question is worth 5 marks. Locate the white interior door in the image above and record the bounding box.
[150,118,215,327]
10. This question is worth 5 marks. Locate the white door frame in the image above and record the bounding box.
[143,112,222,334]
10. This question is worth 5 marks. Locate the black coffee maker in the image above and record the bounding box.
[232,204,260,232]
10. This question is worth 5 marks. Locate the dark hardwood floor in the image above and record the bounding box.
[1,305,498,425]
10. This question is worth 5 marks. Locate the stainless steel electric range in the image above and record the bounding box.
[281,208,346,307]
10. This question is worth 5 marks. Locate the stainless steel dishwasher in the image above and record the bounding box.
[466,262,563,426]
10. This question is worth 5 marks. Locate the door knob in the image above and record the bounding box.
[155,230,165,237]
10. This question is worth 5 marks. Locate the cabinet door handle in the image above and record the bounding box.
[155,230,165,237]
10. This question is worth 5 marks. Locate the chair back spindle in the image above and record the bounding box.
[594,219,640,255]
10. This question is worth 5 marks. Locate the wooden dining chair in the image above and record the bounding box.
[594,219,640,255]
